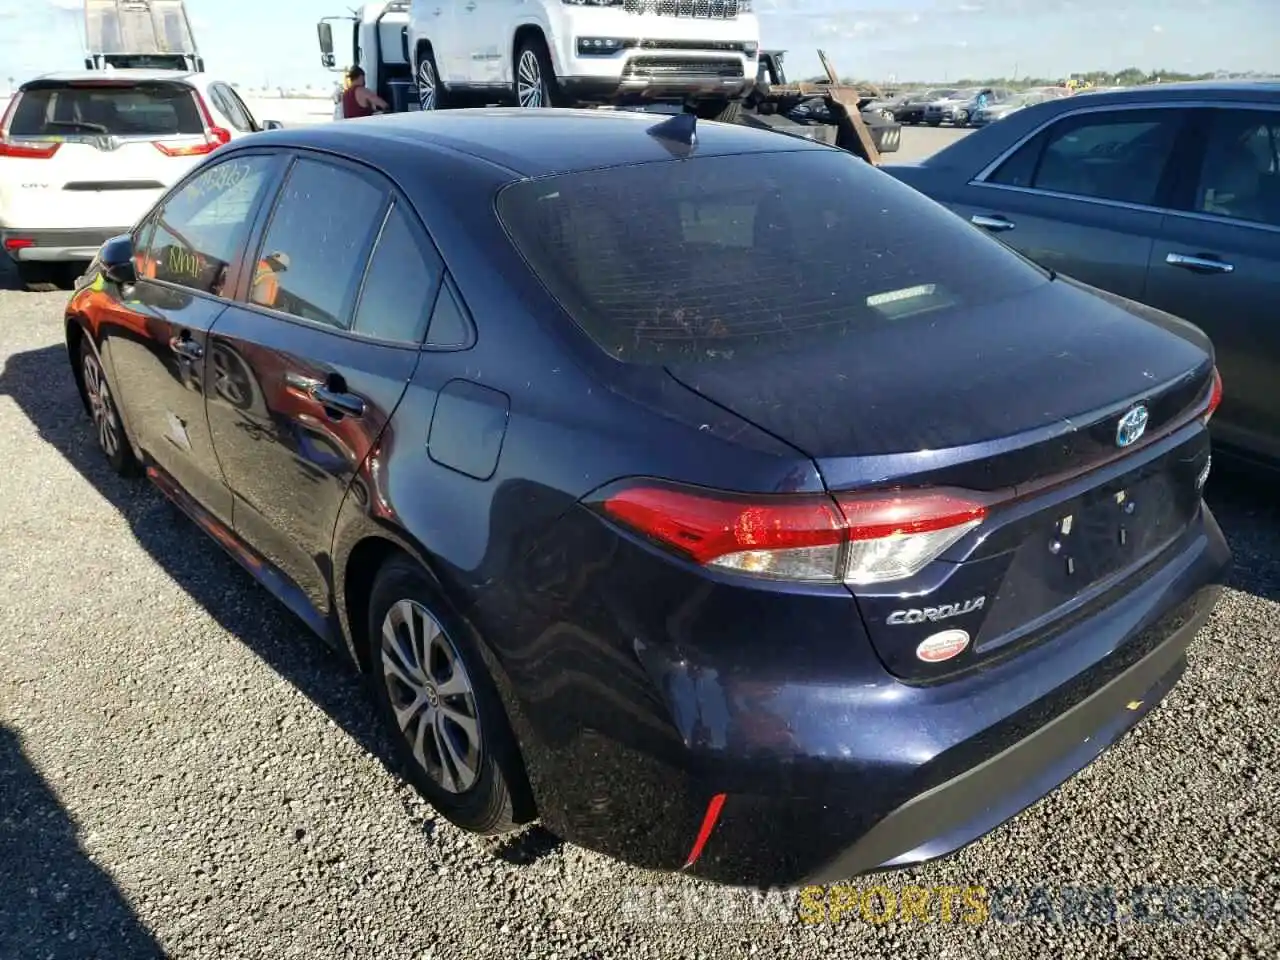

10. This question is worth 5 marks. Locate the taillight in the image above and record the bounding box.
[3,238,34,251]
[0,140,61,159]
[836,491,988,584]
[154,134,226,157]
[155,88,233,156]
[1203,366,1223,423]
[599,482,991,585]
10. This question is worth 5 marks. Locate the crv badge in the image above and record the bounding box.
[1116,404,1149,448]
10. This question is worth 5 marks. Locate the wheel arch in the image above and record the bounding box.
[413,38,445,90]
[512,23,556,80]
[64,314,92,415]
[335,522,540,818]
[335,520,489,681]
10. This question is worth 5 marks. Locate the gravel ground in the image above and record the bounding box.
[0,287,1276,960]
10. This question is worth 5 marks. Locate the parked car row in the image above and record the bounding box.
[970,87,1073,126]
[883,84,1073,128]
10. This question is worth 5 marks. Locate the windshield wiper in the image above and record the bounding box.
[45,120,111,134]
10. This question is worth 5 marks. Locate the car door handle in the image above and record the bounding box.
[311,385,365,418]
[285,372,365,418]
[464,1,476,9]
[1165,252,1234,274]
[169,335,203,361]
[971,214,1015,231]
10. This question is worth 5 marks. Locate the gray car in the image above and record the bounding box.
[883,81,1280,465]
[970,90,1056,126]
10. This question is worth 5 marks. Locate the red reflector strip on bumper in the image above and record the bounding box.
[682,793,727,869]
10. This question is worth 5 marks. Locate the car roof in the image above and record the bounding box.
[242,107,832,179]
[914,79,1280,173]
[1056,80,1280,102]
[21,69,206,87]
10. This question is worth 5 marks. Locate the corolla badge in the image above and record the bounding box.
[1115,404,1149,448]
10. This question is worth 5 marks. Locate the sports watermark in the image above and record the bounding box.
[610,883,1252,927]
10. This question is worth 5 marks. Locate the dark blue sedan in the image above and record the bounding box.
[64,107,1231,887]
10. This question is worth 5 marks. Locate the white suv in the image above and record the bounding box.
[0,70,280,288]
[406,0,759,118]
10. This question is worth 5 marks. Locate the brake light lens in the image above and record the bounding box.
[0,140,61,159]
[154,126,231,157]
[3,238,34,251]
[600,482,990,585]
[1203,366,1223,423]
[837,491,988,584]
[156,89,232,156]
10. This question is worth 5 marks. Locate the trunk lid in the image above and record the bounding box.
[665,278,1216,682]
[663,278,1213,491]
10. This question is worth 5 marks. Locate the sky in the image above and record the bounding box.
[0,0,1275,90]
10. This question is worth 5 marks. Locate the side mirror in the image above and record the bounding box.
[262,119,284,131]
[100,234,137,286]
[318,22,335,60]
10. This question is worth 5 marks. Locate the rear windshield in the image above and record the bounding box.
[495,148,1048,365]
[9,84,203,138]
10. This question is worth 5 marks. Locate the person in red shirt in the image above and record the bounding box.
[340,66,388,119]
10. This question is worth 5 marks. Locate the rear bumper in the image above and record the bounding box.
[2,227,125,262]
[491,500,1229,887]
[559,74,752,105]
[800,600,1193,883]
[687,505,1230,886]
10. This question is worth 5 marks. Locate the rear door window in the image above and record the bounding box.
[248,156,388,329]
[9,82,203,138]
[208,83,255,133]
[225,87,260,132]
[495,148,1048,365]
[1187,108,1280,228]
[988,108,1188,206]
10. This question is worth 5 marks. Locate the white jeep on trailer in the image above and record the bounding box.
[318,1,759,120]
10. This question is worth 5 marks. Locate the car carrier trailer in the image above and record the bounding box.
[315,5,898,164]
[81,0,205,72]
[738,49,901,163]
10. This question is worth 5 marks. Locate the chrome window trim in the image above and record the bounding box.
[968,181,1168,216]
[1164,207,1280,237]
[968,98,1280,234]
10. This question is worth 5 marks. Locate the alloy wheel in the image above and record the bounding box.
[82,352,121,460]
[516,49,547,108]
[380,598,482,794]
[417,58,438,111]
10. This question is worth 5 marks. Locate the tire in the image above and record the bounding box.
[415,46,445,110]
[78,336,140,477]
[514,37,558,108]
[693,98,742,123]
[955,110,969,126]
[366,556,533,835]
